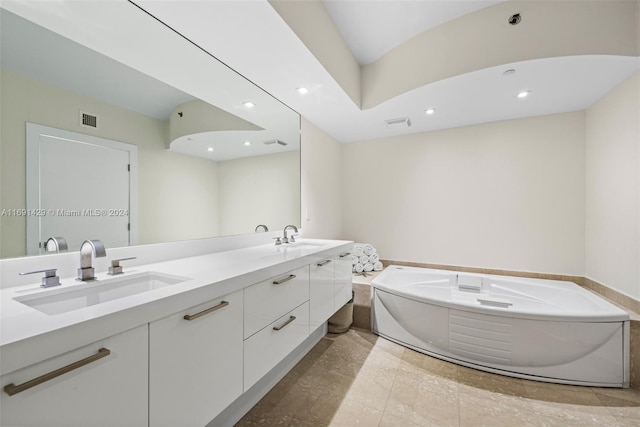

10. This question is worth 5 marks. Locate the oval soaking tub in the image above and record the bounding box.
[371,266,630,387]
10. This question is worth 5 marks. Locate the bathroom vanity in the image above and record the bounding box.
[0,238,353,426]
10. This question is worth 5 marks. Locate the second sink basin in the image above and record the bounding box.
[15,271,190,315]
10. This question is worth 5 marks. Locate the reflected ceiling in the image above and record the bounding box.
[1,8,299,161]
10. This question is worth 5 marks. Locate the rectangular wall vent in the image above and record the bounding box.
[80,111,98,128]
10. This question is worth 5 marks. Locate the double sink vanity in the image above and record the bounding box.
[0,237,353,426]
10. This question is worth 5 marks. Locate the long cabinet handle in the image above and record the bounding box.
[273,315,296,331]
[272,274,296,285]
[4,348,111,396]
[184,301,229,321]
[339,252,352,258]
[317,260,331,267]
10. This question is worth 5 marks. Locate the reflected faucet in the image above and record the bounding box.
[45,236,68,253]
[283,225,298,244]
[255,224,269,233]
[77,239,106,281]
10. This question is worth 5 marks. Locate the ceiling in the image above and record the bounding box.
[322,0,504,65]
[135,0,639,145]
[4,1,638,148]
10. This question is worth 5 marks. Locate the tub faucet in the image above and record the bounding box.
[77,239,106,281]
[283,225,298,244]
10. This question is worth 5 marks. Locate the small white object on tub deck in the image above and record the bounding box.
[457,274,482,291]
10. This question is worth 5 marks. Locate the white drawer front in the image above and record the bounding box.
[244,265,309,338]
[244,301,310,391]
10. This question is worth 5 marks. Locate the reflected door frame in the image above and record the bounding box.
[25,123,138,255]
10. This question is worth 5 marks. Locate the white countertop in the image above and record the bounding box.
[0,238,352,375]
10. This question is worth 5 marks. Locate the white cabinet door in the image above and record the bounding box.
[309,257,335,329]
[149,290,243,427]
[244,301,310,391]
[0,325,148,427]
[334,250,354,309]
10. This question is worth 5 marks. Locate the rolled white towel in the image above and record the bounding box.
[369,253,380,263]
[374,261,383,271]
[353,263,364,273]
[363,244,375,256]
[359,255,370,264]
[354,245,364,257]
[351,254,359,265]
[363,262,374,272]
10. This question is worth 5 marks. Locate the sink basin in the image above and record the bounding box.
[14,271,190,315]
[286,241,325,249]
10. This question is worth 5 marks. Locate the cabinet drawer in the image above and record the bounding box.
[1,325,148,427]
[244,301,310,391]
[244,265,309,338]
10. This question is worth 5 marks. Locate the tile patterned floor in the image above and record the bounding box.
[236,328,640,427]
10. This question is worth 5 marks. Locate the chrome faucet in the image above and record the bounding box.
[255,224,269,232]
[77,239,106,281]
[283,225,298,244]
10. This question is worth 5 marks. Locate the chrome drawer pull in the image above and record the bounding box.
[184,301,229,321]
[273,274,296,285]
[273,315,296,331]
[317,260,331,267]
[339,252,352,258]
[4,348,111,396]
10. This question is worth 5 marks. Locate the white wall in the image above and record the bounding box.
[585,72,640,299]
[218,150,300,236]
[300,118,343,239]
[342,112,586,275]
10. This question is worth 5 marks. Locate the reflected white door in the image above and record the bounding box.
[26,123,137,255]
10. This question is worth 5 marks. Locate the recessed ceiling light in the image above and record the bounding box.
[207,147,214,152]
[296,87,309,95]
[242,101,255,108]
[243,141,251,146]
[517,90,531,99]
[425,108,436,115]
[503,69,516,76]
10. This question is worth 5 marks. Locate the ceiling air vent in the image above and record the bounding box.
[263,139,288,146]
[80,111,98,128]
[385,117,411,129]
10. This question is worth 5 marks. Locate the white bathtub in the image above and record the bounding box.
[371,266,630,387]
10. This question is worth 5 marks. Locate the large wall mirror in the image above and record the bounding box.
[0,1,301,259]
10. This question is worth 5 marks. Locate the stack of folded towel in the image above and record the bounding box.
[352,243,383,273]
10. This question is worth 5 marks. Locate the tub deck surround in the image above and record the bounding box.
[0,238,352,376]
[372,266,630,387]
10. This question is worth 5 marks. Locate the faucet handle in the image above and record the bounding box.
[289,234,298,243]
[19,268,61,288]
[108,257,136,275]
[273,237,282,246]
